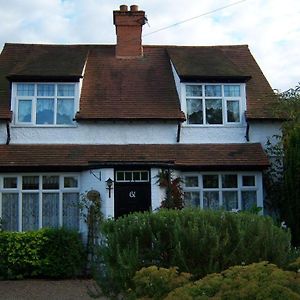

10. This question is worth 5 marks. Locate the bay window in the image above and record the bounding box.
[0,174,80,231]
[183,173,259,211]
[185,84,243,125]
[14,83,77,126]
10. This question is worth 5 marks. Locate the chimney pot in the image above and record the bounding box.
[119,5,128,11]
[130,5,139,12]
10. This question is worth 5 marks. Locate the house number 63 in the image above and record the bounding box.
[129,191,136,198]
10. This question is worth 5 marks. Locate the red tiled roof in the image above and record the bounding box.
[0,143,269,171]
[0,43,278,121]
[77,46,184,120]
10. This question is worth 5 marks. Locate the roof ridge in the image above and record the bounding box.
[3,42,249,49]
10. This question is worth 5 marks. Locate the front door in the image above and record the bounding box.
[114,169,151,218]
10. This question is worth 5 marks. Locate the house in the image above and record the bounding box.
[0,5,281,234]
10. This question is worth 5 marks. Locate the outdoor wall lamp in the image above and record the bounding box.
[106,178,114,198]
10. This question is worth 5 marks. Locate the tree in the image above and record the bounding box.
[265,84,300,246]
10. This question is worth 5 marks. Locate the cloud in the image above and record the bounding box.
[0,0,299,90]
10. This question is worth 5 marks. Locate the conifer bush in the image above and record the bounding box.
[97,209,291,294]
[166,262,300,299]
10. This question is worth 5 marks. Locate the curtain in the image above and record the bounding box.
[2,193,18,231]
[42,193,59,228]
[22,193,39,231]
[63,193,79,230]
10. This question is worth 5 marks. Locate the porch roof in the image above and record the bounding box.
[0,143,269,172]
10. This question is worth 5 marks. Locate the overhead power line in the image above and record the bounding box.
[143,0,249,38]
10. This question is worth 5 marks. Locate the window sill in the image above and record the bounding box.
[11,124,78,128]
[182,123,245,128]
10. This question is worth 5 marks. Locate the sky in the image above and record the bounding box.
[0,0,299,91]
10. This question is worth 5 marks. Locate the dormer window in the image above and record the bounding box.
[184,84,244,125]
[14,83,77,126]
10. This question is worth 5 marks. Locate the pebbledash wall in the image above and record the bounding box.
[0,120,281,146]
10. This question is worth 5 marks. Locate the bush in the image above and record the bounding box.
[0,228,85,279]
[166,262,300,299]
[97,209,292,294]
[130,266,191,299]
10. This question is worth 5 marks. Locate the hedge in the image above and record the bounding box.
[97,209,292,295]
[0,228,85,279]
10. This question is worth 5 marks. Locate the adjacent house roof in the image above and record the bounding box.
[0,43,277,121]
[0,143,269,171]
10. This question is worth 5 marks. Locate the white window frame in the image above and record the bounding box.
[115,170,150,183]
[12,82,79,127]
[0,173,80,232]
[181,83,246,127]
[183,172,263,211]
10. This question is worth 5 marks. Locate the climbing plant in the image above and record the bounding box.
[156,169,184,209]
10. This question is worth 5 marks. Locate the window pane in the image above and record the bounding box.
[63,193,79,230]
[125,172,132,181]
[186,85,202,97]
[64,176,78,188]
[243,176,256,186]
[116,171,124,181]
[57,99,74,125]
[36,98,54,124]
[241,191,257,210]
[184,191,200,207]
[22,176,39,190]
[205,99,222,124]
[185,176,198,187]
[222,174,237,188]
[203,191,219,209]
[224,85,240,97]
[187,98,203,124]
[203,175,218,188]
[42,193,59,228]
[227,100,240,122]
[17,84,34,96]
[18,100,32,122]
[133,172,140,181]
[37,84,55,96]
[223,191,238,211]
[205,85,222,97]
[141,171,149,181]
[3,177,17,189]
[22,193,39,231]
[2,193,19,231]
[58,84,75,96]
[43,176,59,189]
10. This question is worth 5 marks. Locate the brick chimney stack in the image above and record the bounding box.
[113,5,146,58]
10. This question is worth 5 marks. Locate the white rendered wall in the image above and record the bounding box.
[249,121,282,149]
[80,168,114,219]
[9,122,178,144]
[180,125,247,143]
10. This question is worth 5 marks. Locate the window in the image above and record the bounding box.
[0,174,79,231]
[183,173,258,211]
[116,170,149,182]
[15,83,77,125]
[185,84,242,125]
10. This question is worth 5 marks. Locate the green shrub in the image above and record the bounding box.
[166,262,300,299]
[97,209,291,294]
[0,228,85,279]
[130,266,191,299]
[288,256,300,273]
